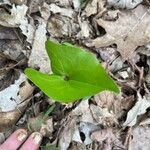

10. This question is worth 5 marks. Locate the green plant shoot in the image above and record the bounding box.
[25,40,119,103]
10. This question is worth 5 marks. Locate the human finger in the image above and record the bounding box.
[0,129,28,150]
[20,132,42,150]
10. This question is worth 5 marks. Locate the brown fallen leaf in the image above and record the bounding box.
[28,0,44,14]
[0,26,17,40]
[0,72,33,132]
[47,15,79,38]
[91,128,124,150]
[28,18,51,73]
[58,116,79,150]
[10,0,27,5]
[143,0,150,6]
[0,40,26,61]
[90,104,118,126]
[77,19,92,38]
[19,80,34,101]
[49,3,74,18]
[107,0,143,9]
[123,92,150,127]
[87,5,150,59]
[0,0,11,5]
[84,0,106,17]
[129,125,150,150]
[93,91,134,120]
[0,100,29,132]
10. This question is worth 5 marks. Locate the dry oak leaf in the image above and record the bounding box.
[87,5,150,59]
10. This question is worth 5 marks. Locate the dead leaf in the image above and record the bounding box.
[49,3,74,18]
[91,128,124,150]
[140,118,150,125]
[0,0,11,5]
[58,117,79,150]
[84,0,98,17]
[0,72,30,112]
[72,100,94,123]
[107,0,143,9]
[102,10,120,21]
[40,2,51,21]
[111,56,124,72]
[87,5,150,59]
[90,104,118,126]
[58,117,101,150]
[58,100,102,150]
[47,0,70,7]
[10,0,27,5]
[0,26,17,40]
[0,72,32,131]
[135,44,150,56]
[77,19,92,38]
[143,0,150,6]
[91,128,116,142]
[28,19,51,73]
[28,0,44,14]
[94,91,116,109]
[146,73,150,89]
[78,122,101,145]
[93,91,134,120]
[0,5,35,44]
[0,40,26,61]
[72,0,80,10]
[19,80,34,101]
[0,4,28,27]
[68,141,103,150]
[0,101,29,132]
[118,71,129,79]
[123,92,150,126]
[129,125,150,150]
[101,47,116,60]
[47,15,79,38]
[58,95,134,149]
[84,0,106,17]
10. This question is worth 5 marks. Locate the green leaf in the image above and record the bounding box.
[25,40,119,103]
[41,144,59,150]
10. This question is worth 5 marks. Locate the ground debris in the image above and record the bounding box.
[86,5,150,59]
[0,72,33,131]
[123,92,150,126]
[49,3,74,18]
[28,19,51,73]
[83,0,106,17]
[129,125,150,150]
[107,0,143,9]
[91,128,125,150]
[47,15,79,38]
[0,0,150,149]
[0,0,11,5]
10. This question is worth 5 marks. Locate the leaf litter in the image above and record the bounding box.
[0,0,150,149]
[86,5,150,59]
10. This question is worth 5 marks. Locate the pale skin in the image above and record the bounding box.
[0,129,42,150]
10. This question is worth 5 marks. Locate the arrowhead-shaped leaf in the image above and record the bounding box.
[25,40,119,103]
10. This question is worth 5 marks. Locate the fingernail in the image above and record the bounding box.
[32,132,42,145]
[17,130,28,141]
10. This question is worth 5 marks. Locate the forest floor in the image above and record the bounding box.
[0,0,150,149]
